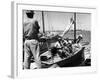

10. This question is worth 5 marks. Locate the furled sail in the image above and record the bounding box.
[61,18,74,37]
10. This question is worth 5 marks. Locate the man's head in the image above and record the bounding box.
[78,34,83,40]
[26,10,34,18]
[76,34,83,43]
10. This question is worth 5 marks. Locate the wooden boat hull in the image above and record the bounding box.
[41,47,85,68]
[56,47,85,67]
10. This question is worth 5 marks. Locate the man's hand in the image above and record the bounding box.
[38,33,43,38]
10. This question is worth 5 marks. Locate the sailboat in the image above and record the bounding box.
[39,12,85,68]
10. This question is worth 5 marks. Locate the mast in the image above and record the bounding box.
[42,11,49,50]
[74,13,76,43]
[42,11,45,33]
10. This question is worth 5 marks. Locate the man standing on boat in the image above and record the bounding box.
[23,10,42,69]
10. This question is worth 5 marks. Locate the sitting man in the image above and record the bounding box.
[72,34,83,52]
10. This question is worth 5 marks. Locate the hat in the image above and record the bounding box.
[26,10,34,18]
[79,34,82,37]
[26,10,34,14]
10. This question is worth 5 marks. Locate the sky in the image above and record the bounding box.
[23,10,91,32]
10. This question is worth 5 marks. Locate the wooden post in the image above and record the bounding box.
[42,11,45,33]
[74,13,76,43]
